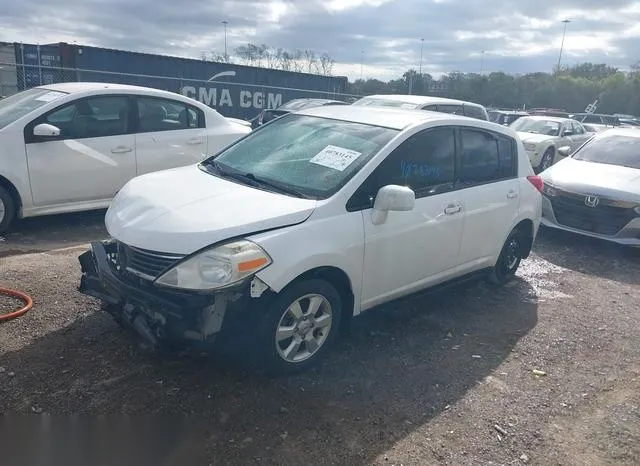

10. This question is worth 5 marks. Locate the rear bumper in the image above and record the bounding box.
[78,241,254,349]
[541,196,640,246]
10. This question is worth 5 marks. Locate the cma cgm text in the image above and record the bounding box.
[181,87,283,109]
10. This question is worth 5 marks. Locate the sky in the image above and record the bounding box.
[2,0,640,81]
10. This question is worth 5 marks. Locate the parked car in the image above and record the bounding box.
[570,113,620,126]
[351,94,489,120]
[527,108,570,118]
[250,98,348,129]
[78,105,543,374]
[0,83,251,233]
[488,109,529,126]
[539,128,640,246]
[583,123,615,134]
[509,116,591,172]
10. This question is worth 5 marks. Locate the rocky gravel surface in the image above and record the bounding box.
[1,214,639,465]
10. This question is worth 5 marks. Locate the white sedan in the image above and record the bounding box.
[0,83,251,233]
[509,116,592,172]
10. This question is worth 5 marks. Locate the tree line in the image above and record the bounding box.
[201,43,336,76]
[203,43,640,115]
[347,63,640,116]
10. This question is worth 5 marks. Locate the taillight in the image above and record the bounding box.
[527,175,544,193]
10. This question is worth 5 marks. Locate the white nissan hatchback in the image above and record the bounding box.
[79,105,543,374]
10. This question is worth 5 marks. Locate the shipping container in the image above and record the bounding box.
[64,43,350,120]
[13,42,65,90]
[9,42,351,120]
[0,42,18,97]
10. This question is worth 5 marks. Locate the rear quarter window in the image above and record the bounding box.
[463,104,488,120]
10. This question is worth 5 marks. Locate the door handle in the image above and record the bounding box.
[444,204,462,215]
[507,191,518,199]
[111,146,133,153]
[187,138,204,145]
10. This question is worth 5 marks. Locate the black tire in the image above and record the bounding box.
[252,278,343,375]
[489,228,524,285]
[0,185,16,234]
[537,148,555,173]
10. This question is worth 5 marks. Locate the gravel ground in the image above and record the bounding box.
[1,215,639,466]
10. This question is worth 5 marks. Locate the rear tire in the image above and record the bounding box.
[489,228,524,285]
[0,185,16,234]
[251,278,342,375]
[537,148,555,173]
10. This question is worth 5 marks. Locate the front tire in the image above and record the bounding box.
[489,228,524,285]
[0,186,16,234]
[537,148,555,173]
[253,278,342,375]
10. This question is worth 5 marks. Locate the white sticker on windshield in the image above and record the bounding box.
[309,145,362,171]
[35,91,66,102]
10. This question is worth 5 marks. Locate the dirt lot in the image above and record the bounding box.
[1,213,639,466]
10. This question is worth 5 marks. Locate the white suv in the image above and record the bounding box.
[79,105,542,374]
[351,94,489,120]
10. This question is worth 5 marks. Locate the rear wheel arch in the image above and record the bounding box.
[514,219,535,259]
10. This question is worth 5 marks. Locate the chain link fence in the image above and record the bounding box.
[1,62,363,119]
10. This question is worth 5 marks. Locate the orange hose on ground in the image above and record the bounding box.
[0,287,33,322]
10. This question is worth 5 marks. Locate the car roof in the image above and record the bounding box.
[296,105,509,133]
[37,82,200,103]
[518,115,574,124]
[592,127,640,138]
[357,94,482,107]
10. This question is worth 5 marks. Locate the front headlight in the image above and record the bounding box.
[523,142,537,151]
[155,240,271,291]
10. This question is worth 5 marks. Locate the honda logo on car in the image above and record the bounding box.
[180,71,282,110]
[584,196,599,207]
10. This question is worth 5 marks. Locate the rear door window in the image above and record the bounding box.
[437,104,464,115]
[457,128,501,184]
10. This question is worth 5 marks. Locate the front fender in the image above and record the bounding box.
[249,211,365,316]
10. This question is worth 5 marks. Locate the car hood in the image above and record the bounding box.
[105,164,317,254]
[541,157,640,202]
[517,132,555,144]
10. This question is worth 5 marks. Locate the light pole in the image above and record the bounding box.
[360,49,364,81]
[556,19,570,74]
[419,38,424,75]
[222,20,228,61]
[480,50,485,74]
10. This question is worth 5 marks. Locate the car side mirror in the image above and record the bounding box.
[371,185,415,225]
[33,123,61,137]
[557,146,571,157]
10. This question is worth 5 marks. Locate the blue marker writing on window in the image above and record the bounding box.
[400,161,441,179]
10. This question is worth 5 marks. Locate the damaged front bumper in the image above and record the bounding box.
[78,240,257,351]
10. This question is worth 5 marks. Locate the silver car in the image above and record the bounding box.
[539,128,640,246]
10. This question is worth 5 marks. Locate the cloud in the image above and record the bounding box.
[1,0,640,80]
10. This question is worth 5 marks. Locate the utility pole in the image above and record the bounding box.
[360,49,364,81]
[222,20,228,62]
[419,38,424,75]
[556,19,570,74]
[480,50,485,74]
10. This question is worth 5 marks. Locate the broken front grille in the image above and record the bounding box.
[116,241,184,280]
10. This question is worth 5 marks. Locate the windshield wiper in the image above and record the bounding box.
[206,161,312,199]
[244,173,313,199]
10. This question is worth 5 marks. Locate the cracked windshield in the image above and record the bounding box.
[1,0,639,464]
